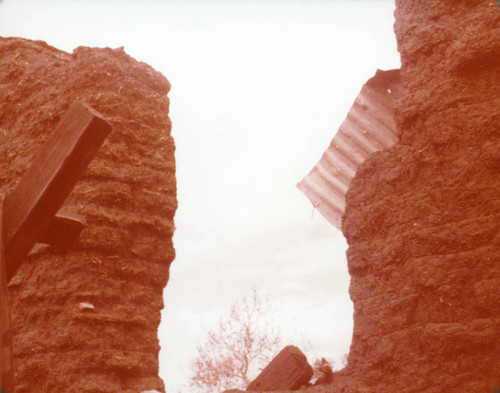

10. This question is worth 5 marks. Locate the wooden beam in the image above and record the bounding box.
[3,102,112,281]
[0,198,13,391]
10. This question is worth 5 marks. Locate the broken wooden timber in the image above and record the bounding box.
[3,101,112,281]
[39,211,87,249]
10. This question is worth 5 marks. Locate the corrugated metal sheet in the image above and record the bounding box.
[297,69,401,229]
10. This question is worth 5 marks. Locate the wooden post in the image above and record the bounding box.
[0,101,112,389]
[0,198,12,392]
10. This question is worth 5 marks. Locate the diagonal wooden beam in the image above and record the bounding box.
[3,101,112,281]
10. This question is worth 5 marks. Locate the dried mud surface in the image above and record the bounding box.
[340,1,500,393]
[255,2,499,393]
[0,37,176,393]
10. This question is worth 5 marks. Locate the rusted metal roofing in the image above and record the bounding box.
[297,69,401,230]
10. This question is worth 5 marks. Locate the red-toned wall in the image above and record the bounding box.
[335,2,500,392]
[0,38,176,393]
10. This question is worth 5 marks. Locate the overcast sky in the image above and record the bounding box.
[0,1,400,392]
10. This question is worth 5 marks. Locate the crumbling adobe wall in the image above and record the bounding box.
[337,1,500,392]
[0,37,176,392]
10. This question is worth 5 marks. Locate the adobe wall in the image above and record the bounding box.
[337,1,500,392]
[0,37,176,393]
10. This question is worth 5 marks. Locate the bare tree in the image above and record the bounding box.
[189,289,282,393]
